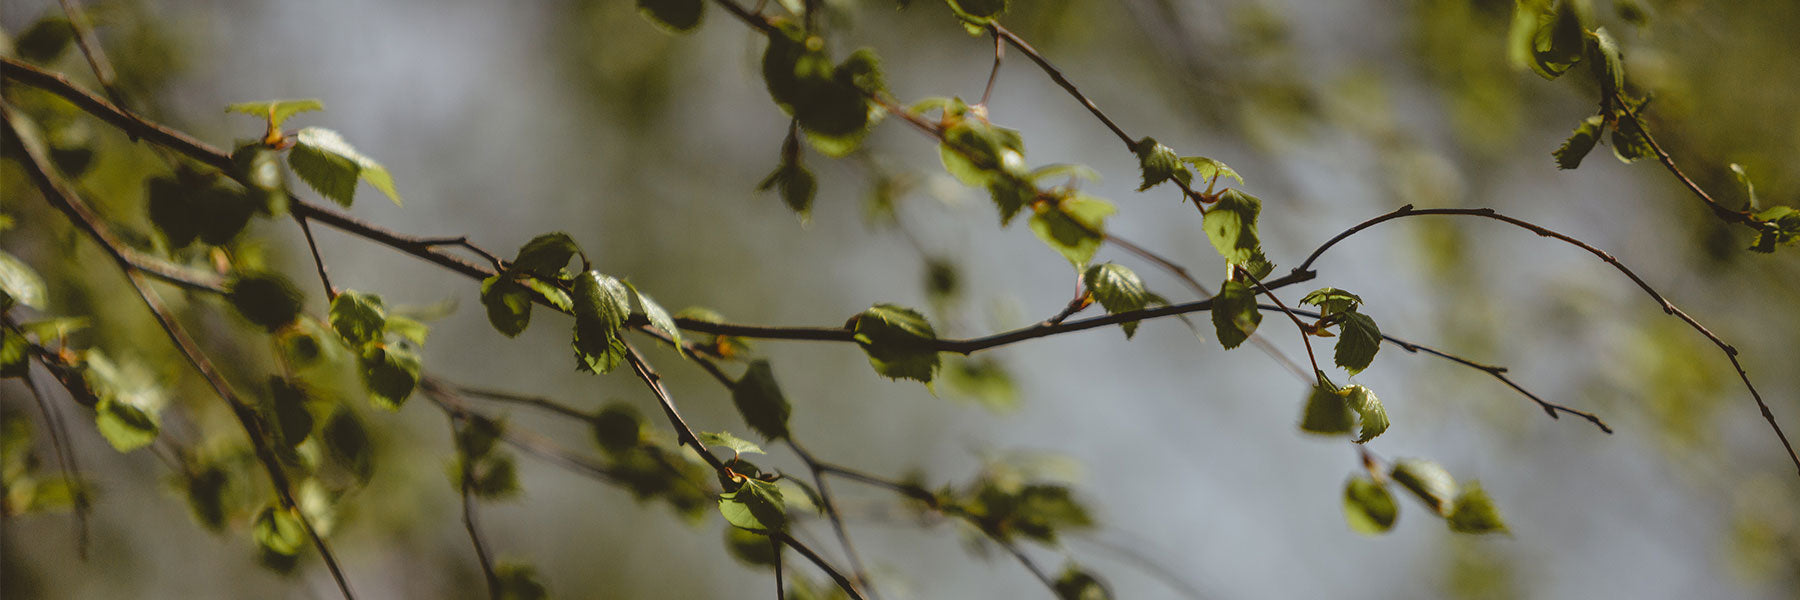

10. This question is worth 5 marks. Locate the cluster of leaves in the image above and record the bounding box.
[451,414,521,500]
[474,232,683,374]
[0,410,81,517]
[589,403,714,520]
[926,463,1094,546]
[1520,1,1799,252]
[1342,458,1508,536]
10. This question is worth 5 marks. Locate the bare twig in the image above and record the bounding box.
[449,414,501,600]
[20,363,91,559]
[294,214,338,300]
[55,0,123,107]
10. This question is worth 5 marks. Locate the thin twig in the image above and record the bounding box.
[1241,270,1322,379]
[55,0,124,108]
[1612,96,1762,230]
[454,386,592,422]
[980,31,1004,108]
[20,364,91,559]
[788,440,882,600]
[1300,205,1788,465]
[450,414,502,600]
[294,214,338,300]
[772,534,786,600]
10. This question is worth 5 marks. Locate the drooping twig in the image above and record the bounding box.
[55,0,124,108]
[448,414,501,600]
[788,440,883,600]
[1298,204,1788,469]
[19,362,91,559]
[294,214,338,300]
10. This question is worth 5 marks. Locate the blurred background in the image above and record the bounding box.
[4,0,1798,598]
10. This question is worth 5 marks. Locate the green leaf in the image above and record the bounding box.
[330,291,387,347]
[461,453,521,499]
[1587,27,1624,99]
[1334,310,1381,375]
[1133,137,1189,191]
[16,17,75,64]
[1299,381,1354,435]
[636,0,704,32]
[0,251,47,310]
[939,116,1027,186]
[227,271,305,332]
[1182,156,1244,186]
[322,406,374,483]
[1052,564,1109,600]
[946,0,1010,20]
[943,356,1019,413]
[723,527,779,568]
[457,413,505,459]
[480,276,533,337]
[1030,163,1102,185]
[288,127,402,207]
[1554,115,1605,170]
[232,144,289,216]
[1446,483,1510,534]
[1202,189,1269,270]
[625,282,684,356]
[1610,113,1653,163]
[850,304,941,383]
[184,465,230,532]
[2,328,28,379]
[267,377,314,448]
[225,99,324,129]
[1391,458,1458,515]
[1528,0,1589,80]
[1343,385,1388,443]
[732,360,793,440]
[494,562,550,600]
[1083,263,1149,338]
[1209,279,1262,350]
[676,307,752,358]
[1750,206,1800,253]
[1028,194,1114,267]
[719,478,788,533]
[1730,164,1760,210]
[988,174,1036,226]
[1299,287,1362,317]
[1343,476,1399,535]
[591,404,643,454]
[252,504,306,557]
[144,176,200,249]
[385,315,429,345]
[757,160,816,222]
[511,233,582,278]
[360,342,420,411]
[193,180,257,247]
[698,431,765,456]
[95,397,159,452]
[572,271,631,374]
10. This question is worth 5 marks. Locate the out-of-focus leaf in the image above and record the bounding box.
[225,99,324,128]
[1343,476,1398,535]
[0,251,47,310]
[227,271,305,332]
[1391,458,1458,515]
[1554,115,1605,170]
[1447,483,1509,534]
[636,0,704,32]
[732,360,793,440]
[1029,194,1114,267]
[1299,381,1353,434]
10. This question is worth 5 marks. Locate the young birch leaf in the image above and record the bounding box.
[1343,476,1399,535]
[1202,189,1266,268]
[361,343,421,411]
[511,232,581,278]
[572,271,631,374]
[480,276,532,337]
[625,282,684,356]
[494,562,549,600]
[732,360,792,440]
[757,162,816,221]
[1028,194,1114,268]
[95,398,159,452]
[719,478,788,533]
[1610,112,1653,163]
[988,174,1036,226]
[225,99,324,129]
[1529,0,1588,80]
[637,0,704,32]
[1554,115,1604,170]
[1391,458,1458,515]
[289,127,402,206]
[16,17,75,63]
[1730,163,1759,210]
[253,505,306,558]
[1334,310,1381,375]
[1053,565,1109,600]
[1446,483,1510,534]
[0,251,48,310]
[1083,263,1148,337]
[849,304,940,383]
[697,431,765,456]
[1750,206,1800,252]
[322,407,374,483]
[227,272,305,332]
[330,291,388,347]
[1300,382,1354,435]
[944,357,1019,413]
[267,378,314,448]
[1587,27,1624,99]
[232,144,288,216]
[1182,156,1244,186]
[144,176,200,249]
[1209,280,1262,350]
[1343,385,1388,443]
[1133,137,1189,191]
[591,404,643,454]
[1300,287,1362,317]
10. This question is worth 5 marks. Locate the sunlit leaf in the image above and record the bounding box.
[1202,189,1268,270]
[225,99,324,129]
[1182,156,1243,186]
[289,127,401,207]
[1084,263,1148,337]
[1028,194,1114,268]
[94,397,158,452]
[571,271,631,374]
[849,304,940,383]
[719,478,787,533]
[1343,385,1388,443]
[0,251,47,310]
[1391,458,1458,515]
[1133,136,1189,191]
[698,431,765,456]
[1300,287,1362,317]
[330,291,387,347]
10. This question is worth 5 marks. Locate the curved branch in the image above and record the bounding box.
[1298,204,1794,472]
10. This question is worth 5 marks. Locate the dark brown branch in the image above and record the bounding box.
[2,103,358,600]
[980,31,1005,107]
[55,0,124,109]
[788,441,882,600]
[1299,205,1789,469]
[1612,96,1762,230]
[294,214,338,300]
[1242,270,1322,379]
[453,386,592,422]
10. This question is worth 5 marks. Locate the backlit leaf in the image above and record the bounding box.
[226,99,324,128]
[571,271,631,374]
[1391,458,1458,515]
[1299,381,1353,435]
[636,0,704,32]
[95,397,158,452]
[698,431,765,456]
[1611,110,1653,163]
[625,282,684,356]
[1209,279,1261,350]
[1343,476,1398,535]
[719,478,787,533]
[329,291,387,347]
[1028,194,1114,268]
[1182,156,1243,186]
[1133,137,1189,191]
[1446,483,1509,534]
[849,304,940,383]
[289,127,402,207]
[0,251,47,310]
[1299,287,1362,317]
[1343,385,1388,443]
[732,360,793,440]
[1202,189,1267,269]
